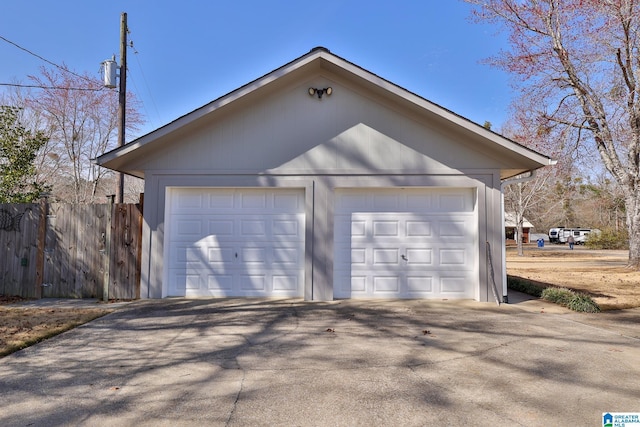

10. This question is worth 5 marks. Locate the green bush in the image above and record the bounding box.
[567,293,601,313]
[541,287,601,312]
[586,228,629,250]
[541,287,574,306]
[507,276,544,297]
[508,277,601,313]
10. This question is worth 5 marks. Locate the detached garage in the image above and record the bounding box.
[97,47,552,302]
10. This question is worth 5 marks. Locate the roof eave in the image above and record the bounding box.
[97,47,554,177]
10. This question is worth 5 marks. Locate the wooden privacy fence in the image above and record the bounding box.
[0,202,142,299]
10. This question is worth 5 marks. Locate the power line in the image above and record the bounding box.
[0,34,100,86]
[0,82,106,91]
[131,46,162,128]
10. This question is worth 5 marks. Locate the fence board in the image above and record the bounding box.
[109,203,142,299]
[0,204,39,298]
[1,202,141,299]
[35,200,47,298]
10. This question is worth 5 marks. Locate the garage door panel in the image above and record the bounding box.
[207,247,235,263]
[406,221,432,237]
[372,193,401,209]
[273,219,300,236]
[273,215,305,237]
[440,276,469,294]
[373,220,399,236]
[439,248,467,265]
[166,188,305,297]
[438,220,471,238]
[347,245,472,269]
[240,193,267,209]
[374,276,400,292]
[406,193,433,210]
[172,245,207,264]
[405,248,432,264]
[271,247,302,266]
[170,272,201,291]
[208,219,234,236]
[351,220,366,236]
[208,192,235,209]
[273,275,299,291]
[334,188,477,299]
[207,275,233,290]
[240,219,266,237]
[175,192,206,210]
[241,247,266,264]
[241,275,266,292]
[173,219,203,239]
[350,277,366,292]
[169,218,206,241]
[336,188,474,211]
[350,248,366,265]
[373,248,399,264]
[438,194,469,211]
[273,193,302,210]
[407,276,433,293]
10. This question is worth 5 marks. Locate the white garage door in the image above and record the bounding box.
[334,188,477,299]
[165,188,305,297]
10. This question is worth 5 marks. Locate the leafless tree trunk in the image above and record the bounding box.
[470,0,640,268]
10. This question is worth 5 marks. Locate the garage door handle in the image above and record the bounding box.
[401,254,408,261]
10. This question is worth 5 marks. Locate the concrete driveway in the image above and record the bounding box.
[1,295,638,426]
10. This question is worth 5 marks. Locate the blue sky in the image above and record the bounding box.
[0,1,511,139]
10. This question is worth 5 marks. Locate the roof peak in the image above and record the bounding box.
[310,46,330,53]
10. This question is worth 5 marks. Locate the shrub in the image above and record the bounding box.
[541,287,574,306]
[567,293,601,313]
[507,276,544,297]
[541,287,601,312]
[509,277,601,313]
[586,228,629,250]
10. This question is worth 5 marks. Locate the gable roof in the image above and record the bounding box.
[97,47,553,179]
[504,212,534,228]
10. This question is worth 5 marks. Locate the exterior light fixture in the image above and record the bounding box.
[308,87,333,99]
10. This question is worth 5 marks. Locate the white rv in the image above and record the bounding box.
[549,228,597,245]
[549,227,564,243]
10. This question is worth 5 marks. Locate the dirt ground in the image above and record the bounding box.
[0,296,111,357]
[507,245,640,310]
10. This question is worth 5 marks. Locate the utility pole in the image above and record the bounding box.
[115,12,127,203]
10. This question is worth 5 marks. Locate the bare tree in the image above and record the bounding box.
[470,0,640,268]
[24,66,142,203]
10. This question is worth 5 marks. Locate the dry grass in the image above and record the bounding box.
[0,299,112,357]
[506,245,640,310]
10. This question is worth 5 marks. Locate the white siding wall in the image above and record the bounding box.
[132,80,514,176]
[134,78,506,301]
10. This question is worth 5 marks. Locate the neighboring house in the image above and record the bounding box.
[97,47,552,302]
[504,212,534,244]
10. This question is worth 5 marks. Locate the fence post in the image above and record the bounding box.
[135,194,143,299]
[34,195,48,299]
[103,201,113,302]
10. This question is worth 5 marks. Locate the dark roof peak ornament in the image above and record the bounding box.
[310,46,330,53]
